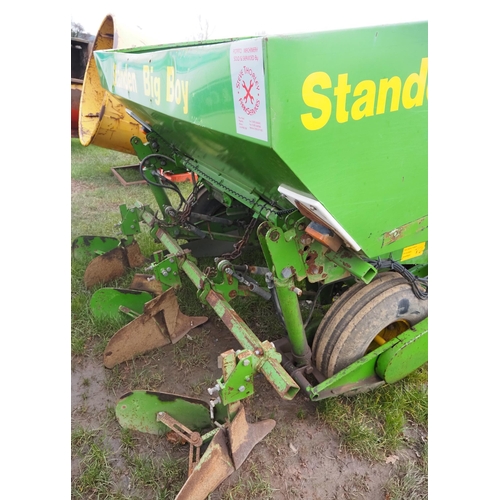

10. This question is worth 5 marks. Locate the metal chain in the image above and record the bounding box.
[220,216,258,261]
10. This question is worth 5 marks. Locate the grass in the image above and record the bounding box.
[129,455,187,499]
[384,455,428,500]
[71,429,113,498]
[173,328,211,372]
[218,461,276,500]
[317,366,428,461]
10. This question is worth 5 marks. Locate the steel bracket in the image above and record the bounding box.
[215,350,255,405]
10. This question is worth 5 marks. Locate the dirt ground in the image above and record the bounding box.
[71,315,424,500]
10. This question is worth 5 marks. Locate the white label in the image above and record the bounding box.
[230,38,268,142]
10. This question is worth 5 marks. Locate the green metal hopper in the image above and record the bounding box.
[93,21,427,260]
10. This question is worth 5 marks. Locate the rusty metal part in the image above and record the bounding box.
[128,273,164,295]
[110,164,147,186]
[103,288,208,368]
[83,241,145,289]
[220,216,257,261]
[124,240,146,268]
[157,411,204,476]
[305,222,343,252]
[188,443,202,477]
[174,428,235,500]
[228,404,276,469]
[156,412,203,447]
[84,247,128,288]
[174,404,274,499]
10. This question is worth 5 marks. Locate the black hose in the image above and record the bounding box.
[139,153,188,207]
[303,282,334,329]
[367,258,428,300]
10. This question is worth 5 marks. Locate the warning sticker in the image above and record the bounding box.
[230,38,268,142]
[401,242,426,262]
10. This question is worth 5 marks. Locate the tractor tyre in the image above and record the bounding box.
[312,272,428,378]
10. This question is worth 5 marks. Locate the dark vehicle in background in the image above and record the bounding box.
[71,37,92,137]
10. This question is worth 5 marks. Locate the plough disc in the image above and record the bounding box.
[71,235,121,260]
[90,288,153,320]
[83,240,145,289]
[103,287,208,368]
[116,391,218,434]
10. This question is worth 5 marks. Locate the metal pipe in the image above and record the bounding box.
[274,277,312,367]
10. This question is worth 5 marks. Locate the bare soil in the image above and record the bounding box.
[71,317,423,499]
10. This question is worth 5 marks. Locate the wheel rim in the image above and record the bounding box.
[368,319,410,352]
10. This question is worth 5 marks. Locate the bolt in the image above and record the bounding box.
[281,267,293,279]
[291,287,302,296]
[254,349,262,356]
[269,230,280,242]
[207,384,221,395]
[130,225,135,229]
[238,386,245,392]
[166,267,172,272]
[209,397,221,419]
[169,258,174,263]
[243,359,250,367]
[245,376,251,382]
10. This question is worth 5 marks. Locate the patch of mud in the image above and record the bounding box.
[71,319,421,499]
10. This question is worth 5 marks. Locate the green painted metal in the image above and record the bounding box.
[149,254,182,289]
[119,205,142,235]
[307,318,428,400]
[320,246,378,284]
[375,318,428,383]
[219,349,242,420]
[90,288,154,319]
[115,390,218,435]
[71,235,121,260]
[131,137,173,219]
[258,222,306,279]
[93,22,427,262]
[307,338,397,400]
[273,277,311,366]
[217,350,255,405]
